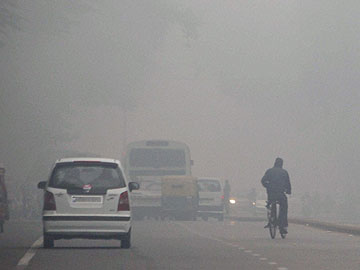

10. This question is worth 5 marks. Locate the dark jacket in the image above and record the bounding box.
[261,158,291,195]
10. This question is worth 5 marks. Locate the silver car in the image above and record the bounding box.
[37,158,139,248]
[197,178,224,221]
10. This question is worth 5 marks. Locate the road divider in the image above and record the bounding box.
[288,217,360,236]
[226,215,360,235]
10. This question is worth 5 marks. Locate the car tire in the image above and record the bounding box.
[202,216,208,221]
[0,222,3,233]
[43,234,54,248]
[121,230,131,249]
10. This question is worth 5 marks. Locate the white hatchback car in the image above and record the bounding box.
[37,158,139,248]
[197,178,224,221]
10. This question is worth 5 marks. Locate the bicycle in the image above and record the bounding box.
[267,200,286,239]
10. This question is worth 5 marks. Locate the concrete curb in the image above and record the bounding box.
[289,218,360,235]
[226,215,360,236]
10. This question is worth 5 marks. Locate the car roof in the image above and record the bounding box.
[55,157,120,165]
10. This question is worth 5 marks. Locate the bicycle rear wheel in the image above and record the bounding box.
[269,204,277,239]
[269,223,276,239]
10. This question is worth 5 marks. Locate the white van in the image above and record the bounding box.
[197,178,224,221]
[37,158,139,248]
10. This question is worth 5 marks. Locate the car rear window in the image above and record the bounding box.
[197,180,221,192]
[49,162,126,191]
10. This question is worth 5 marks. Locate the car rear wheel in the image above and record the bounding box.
[43,234,54,248]
[121,230,131,249]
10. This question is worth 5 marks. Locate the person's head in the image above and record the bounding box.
[274,157,283,168]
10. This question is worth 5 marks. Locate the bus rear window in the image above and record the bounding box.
[129,149,186,168]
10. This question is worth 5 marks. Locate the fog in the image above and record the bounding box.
[1,1,360,220]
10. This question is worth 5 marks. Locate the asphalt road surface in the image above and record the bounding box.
[1,218,359,270]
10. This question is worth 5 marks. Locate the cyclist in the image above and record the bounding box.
[261,157,291,234]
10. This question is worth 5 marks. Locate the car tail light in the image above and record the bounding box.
[117,191,130,211]
[43,191,56,211]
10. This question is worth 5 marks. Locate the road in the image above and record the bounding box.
[1,218,359,270]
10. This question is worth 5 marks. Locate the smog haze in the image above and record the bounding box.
[1,0,360,212]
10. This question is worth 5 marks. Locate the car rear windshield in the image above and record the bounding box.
[49,162,126,190]
[197,180,221,192]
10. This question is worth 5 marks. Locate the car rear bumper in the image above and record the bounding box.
[197,205,224,215]
[198,205,223,211]
[43,215,131,238]
[44,231,130,240]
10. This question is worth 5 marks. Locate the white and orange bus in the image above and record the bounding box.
[123,140,193,219]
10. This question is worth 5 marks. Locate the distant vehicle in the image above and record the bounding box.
[0,164,9,233]
[124,140,193,219]
[130,179,162,219]
[37,158,139,248]
[252,191,267,216]
[253,199,267,216]
[197,178,224,221]
[161,175,198,220]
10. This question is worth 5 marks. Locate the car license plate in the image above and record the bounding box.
[71,196,103,203]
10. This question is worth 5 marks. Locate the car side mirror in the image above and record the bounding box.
[37,181,47,190]
[129,182,140,192]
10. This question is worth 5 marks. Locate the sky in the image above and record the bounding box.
[1,0,360,200]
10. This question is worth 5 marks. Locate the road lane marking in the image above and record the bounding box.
[17,236,42,267]
[175,222,288,269]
